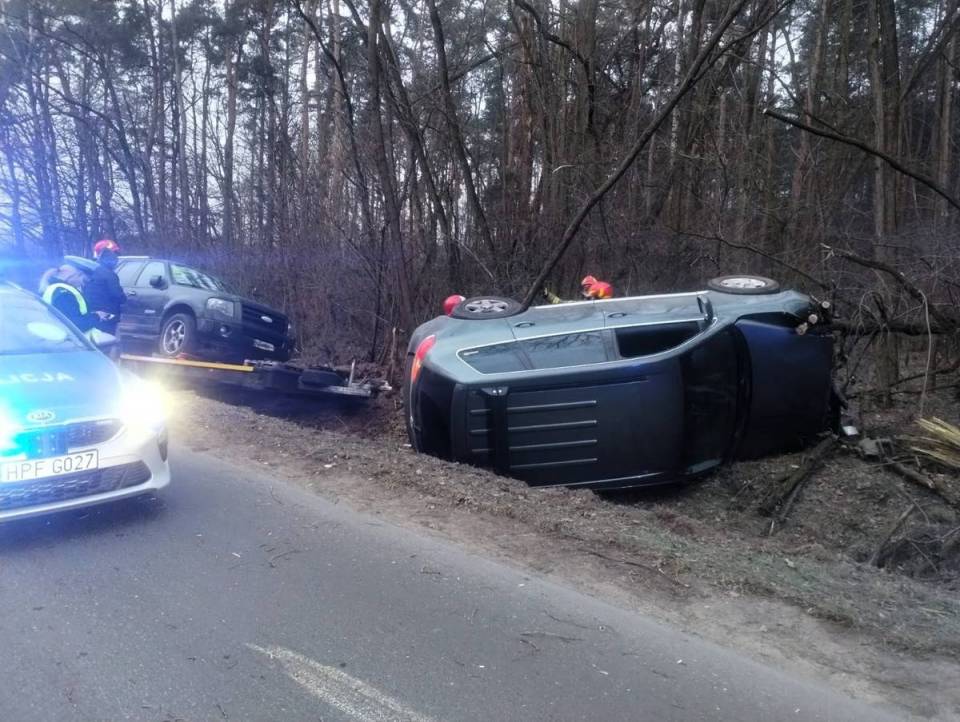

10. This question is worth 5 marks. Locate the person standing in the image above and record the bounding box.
[40,264,99,332]
[85,239,127,334]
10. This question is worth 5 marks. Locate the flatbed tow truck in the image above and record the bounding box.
[119,354,388,401]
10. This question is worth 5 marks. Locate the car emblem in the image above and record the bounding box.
[27,409,56,424]
[260,315,273,323]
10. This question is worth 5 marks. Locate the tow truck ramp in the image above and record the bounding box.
[120,354,388,401]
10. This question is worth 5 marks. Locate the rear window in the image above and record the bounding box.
[460,331,611,373]
[615,322,700,358]
[0,294,89,355]
[460,343,527,374]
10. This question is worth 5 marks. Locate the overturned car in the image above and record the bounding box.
[406,276,836,491]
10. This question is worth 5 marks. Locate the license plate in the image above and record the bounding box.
[0,450,99,483]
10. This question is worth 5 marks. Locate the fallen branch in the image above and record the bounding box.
[827,319,957,336]
[763,108,960,214]
[762,436,838,535]
[886,457,960,509]
[821,244,957,329]
[868,503,917,567]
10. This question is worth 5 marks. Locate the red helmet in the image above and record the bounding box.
[93,239,121,258]
[580,275,598,288]
[443,294,466,316]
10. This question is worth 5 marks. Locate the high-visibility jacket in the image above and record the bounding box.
[43,282,95,332]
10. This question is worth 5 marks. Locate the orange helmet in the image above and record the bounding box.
[589,281,613,299]
[443,294,466,316]
[93,239,121,258]
[582,278,613,299]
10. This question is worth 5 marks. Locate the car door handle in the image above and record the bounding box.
[125,290,137,297]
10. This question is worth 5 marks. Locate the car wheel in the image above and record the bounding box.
[707,275,781,295]
[158,313,197,357]
[450,296,523,320]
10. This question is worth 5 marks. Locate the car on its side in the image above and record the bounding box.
[73,256,294,363]
[406,276,837,491]
[0,283,170,521]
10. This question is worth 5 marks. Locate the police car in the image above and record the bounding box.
[0,283,170,521]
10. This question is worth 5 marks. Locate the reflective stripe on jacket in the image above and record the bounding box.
[42,282,88,314]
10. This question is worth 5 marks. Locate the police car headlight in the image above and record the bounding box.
[0,408,19,456]
[206,297,237,319]
[119,376,169,433]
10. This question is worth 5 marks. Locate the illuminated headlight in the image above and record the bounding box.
[0,408,20,456]
[118,375,169,433]
[206,297,237,319]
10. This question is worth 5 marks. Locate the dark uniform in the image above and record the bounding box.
[84,262,126,334]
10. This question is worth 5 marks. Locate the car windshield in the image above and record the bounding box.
[170,263,234,293]
[0,293,90,355]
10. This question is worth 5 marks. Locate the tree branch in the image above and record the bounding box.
[521,0,771,309]
[763,107,960,214]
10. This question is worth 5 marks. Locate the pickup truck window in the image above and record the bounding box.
[171,264,232,293]
[136,261,167,287]
[116,261,144,286]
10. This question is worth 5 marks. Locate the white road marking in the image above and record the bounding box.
[247,644,435,722]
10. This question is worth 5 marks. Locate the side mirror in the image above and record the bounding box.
[149,275,166,289]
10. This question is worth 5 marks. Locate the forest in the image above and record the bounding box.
[0,0,957,379]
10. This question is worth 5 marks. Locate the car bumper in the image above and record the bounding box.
[0,424,171,522]
[196,318,292,361]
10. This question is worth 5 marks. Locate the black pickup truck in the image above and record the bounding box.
[110,257,294,362]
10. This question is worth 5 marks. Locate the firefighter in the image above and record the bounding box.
[85,239,126,334]
[443,294,466,316]
[580,275,614,300]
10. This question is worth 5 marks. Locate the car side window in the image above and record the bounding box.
[136,261,167,288]
[116,261,144,286]
[521,331,609,369]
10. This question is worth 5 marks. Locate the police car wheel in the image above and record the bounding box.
[707,275,781,295]
[159,313,197,357]
[450,296,523,320]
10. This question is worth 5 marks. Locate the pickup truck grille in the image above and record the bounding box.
[0,461,151,511]
[241,304,288,342]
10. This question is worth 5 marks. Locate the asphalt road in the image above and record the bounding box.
[0,449,902,722]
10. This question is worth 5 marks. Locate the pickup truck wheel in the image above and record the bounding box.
[707,275,781,295]
[159,313,197,357]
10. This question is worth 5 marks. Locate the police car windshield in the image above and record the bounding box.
[170,264,234,293]
[0,295,89,355]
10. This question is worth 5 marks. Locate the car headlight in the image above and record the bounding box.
[206,297,237,319]
[118,375,169,433]
[0,407,20,456]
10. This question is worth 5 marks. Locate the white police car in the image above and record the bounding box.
[0,283,170,521]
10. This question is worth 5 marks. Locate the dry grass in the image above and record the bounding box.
[906,417,960,470]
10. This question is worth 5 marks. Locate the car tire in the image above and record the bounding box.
[450,296,524,320]
[158,312,197,357]
[707,275,781,295]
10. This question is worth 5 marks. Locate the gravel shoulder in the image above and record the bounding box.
[169,384,960,719]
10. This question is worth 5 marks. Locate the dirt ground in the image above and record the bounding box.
[166,376,960,719]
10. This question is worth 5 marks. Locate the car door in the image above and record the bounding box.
[124,261,170,336]
[115,260,144,337]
